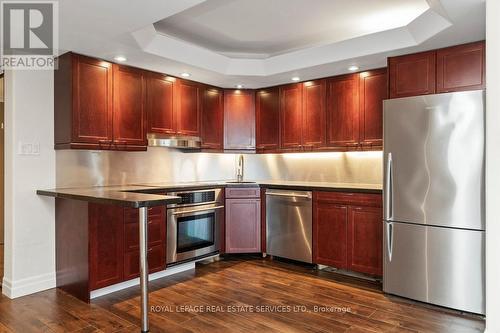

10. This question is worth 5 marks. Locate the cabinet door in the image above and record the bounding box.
[359,69,387,148]
[112,65,147,147]
[225,199,261,253]
[177,79,200,136]
[89,204,124,290]
[326,74,360,148]
[302,80,326,149]
[348,205,383,276]
[72,55,113,145]
[280,83,303,150]
[313,199,348,269]
[224,90,256,150]
[201,86,224,149]
[146,73,176,134]
[436,41,485,93]
[389,51,436,98]
[256,87,280,151]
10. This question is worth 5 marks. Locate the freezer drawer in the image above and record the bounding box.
[383,221,485,314]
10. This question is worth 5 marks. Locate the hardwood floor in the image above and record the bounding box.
[0,244,3,286]
[0,257,485,332]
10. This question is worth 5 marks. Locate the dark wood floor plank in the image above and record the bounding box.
[0,257,484,333]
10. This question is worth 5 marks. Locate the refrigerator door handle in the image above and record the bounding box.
[386,221,394,262]
[385,152,394,220]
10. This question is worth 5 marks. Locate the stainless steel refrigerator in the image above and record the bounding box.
[383,90,485,315]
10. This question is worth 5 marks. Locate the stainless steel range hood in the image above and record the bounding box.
[147,133,201,149]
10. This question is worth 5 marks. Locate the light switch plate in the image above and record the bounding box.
[17,142,40,155]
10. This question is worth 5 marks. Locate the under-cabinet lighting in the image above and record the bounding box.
[291,77,300,82]
[348,65,359,71]
[236,84,244,89]
[180,72,191,78]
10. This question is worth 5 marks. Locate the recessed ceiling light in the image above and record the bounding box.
[236,84,244,89]
[291,77,300,82]
[348,65,359,71]
[114,56,127,62]
[180,72,191,78]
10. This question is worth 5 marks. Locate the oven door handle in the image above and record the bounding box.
[171,205,225,216]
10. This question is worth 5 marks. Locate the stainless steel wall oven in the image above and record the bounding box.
[166,188,223,265]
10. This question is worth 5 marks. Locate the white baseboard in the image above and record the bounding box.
[2,272,56,299]
[90,261,196,299]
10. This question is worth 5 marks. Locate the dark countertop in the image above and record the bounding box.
[36,185,181,208]
[37,180,382,207]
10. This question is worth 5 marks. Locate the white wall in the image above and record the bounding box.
[2,70,56,298]
[486,0,500,331]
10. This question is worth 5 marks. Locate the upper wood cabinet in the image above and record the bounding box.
[389,41,485,99]
[326,74,360,148]
[55,53,146,150]
[302,80,327,149]
[55,53,114,149]
[359,69,387,148]
[224,89,256,150]
[436,41,485,93]
[201,86,224,150]
[176,79,201,136]
[389,50,436,99]
[256,87,280,152]
[146,73,176,135]
[112,64,147,147]
[280,83,303,150]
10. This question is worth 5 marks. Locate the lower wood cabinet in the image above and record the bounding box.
[89,204,166,291]
[225,188,261,253]
[313,191,382,276]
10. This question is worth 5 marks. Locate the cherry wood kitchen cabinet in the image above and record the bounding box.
[326,74,360,149]
[56,200,168,302]
[112,64,147,148]
[201,86,224,150]
[89,203,124,290]
[359,69,387,148]
[313,191,383,276]
[225,188,261,253]
[302,80,327,150]
[55,53,147,150]
[280,83,303,151]
[123,206,166,280]
[436,41,485,93]
[256,87,280,152]
[224,90,256,150]
[176,79,201,136]
[55,53,114,150]
[388,50,436,99]
[146,72,176,135]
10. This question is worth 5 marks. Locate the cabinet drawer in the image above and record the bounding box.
[123,244,166,280]
[225,187,260,199]
[314,191,382,207]
[124,219,165,251]
[124,206,164,224]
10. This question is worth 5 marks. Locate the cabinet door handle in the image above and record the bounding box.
[98,139,112,144]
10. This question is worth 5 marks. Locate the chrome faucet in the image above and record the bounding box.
[236,154,244,182]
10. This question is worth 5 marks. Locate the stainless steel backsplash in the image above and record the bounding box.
[56,148,382,187]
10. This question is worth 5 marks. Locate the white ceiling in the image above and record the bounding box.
[154,0,429,58]
[45,0,485,88]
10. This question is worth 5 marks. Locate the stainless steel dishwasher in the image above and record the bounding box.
[266,189,313,263]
